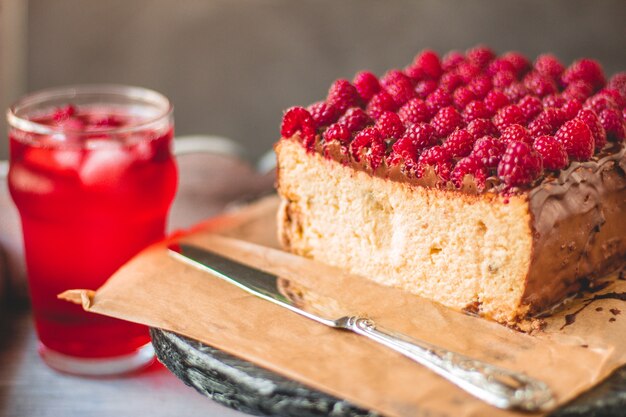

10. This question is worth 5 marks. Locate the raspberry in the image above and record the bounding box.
[327,79,362,113]
[441,50,465,72]
[431,106,463,138]
[382,70,416,106]
[518,95,543,121]
[555,118,594,161]
[599,108,626,142]
[467,118,498,140]
[404,65,426,82]
[534,54,565,80]
[533,135,569,170]
[562,80,594,101]
[577,109,607,150]
[350,127,386,170]
[529,108,566,136]
[391,123,437,162]
[523,72,557,97]
[451,156,489,189]
[502,51,530,76]
[323,123,352,145]
[53,104,77,122]
[366,91,398,119]
[307,101,339,127]
[487,58,516,77]
[497,141,543,187]
[439,71,464,93]
[453,86,476,109]
[417,145,453,181]
[281,106,317,150]
[414,79,438,99]
[607,72,626,102]
[463,100,490,123]
[492,70,516,89]
[398,98,430,126]
[456,61,481,83]
[466,45,495,68]
[443,128,475,157]
[468,75,492,99]
[562,59,606,89]
[380,69,410,89]
[411,49,442,80]
[493,104,525,132]
[500,124,532,146]
[338,107,373,132]
[542,94,566,109]
[94,115,123,128]
[560,99,583,120]
[484,90,510,114]
[386,81,416,107]
[425,88,453,115]
[375,111,405,140]
[503,82,529,103]
[472,136,505,168]
[528,117,552,137]
[353,71,381,102]
[584,94,619,115]
[597,89,625,109]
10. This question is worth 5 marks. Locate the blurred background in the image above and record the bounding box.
[0,0,625,162]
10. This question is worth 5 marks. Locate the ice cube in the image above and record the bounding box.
[9,164,54,194]
[55,118,86,143]
[52,149,82,171]
[131,139,154,161]
[85,137,120,150]
[79,146,134,186]
[23,147,81,174]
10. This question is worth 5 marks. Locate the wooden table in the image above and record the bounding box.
[0,152,274,417]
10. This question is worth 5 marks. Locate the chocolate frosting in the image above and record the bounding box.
[523,144,626,314]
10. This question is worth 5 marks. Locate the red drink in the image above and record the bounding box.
[7,86,177,374]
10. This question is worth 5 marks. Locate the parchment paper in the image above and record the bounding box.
[61,195,626,417]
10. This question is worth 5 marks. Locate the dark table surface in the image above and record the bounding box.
[0,151,274,417]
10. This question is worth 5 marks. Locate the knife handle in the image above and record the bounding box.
[340,316,554,412]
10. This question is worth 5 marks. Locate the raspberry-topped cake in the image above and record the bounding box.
[275,46,626,325]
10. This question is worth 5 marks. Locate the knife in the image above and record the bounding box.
[168,242,555,412]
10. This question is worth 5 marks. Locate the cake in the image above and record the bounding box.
[275,46,626,325]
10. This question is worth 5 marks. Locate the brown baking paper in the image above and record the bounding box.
[60,196,626,417]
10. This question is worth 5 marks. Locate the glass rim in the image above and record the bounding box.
[6,84,173,136]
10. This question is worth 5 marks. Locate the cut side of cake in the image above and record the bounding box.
[275,46,626,325]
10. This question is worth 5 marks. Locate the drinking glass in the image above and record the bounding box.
[7,85,177,375]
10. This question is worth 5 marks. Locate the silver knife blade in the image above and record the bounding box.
[167,242,555,412]
[168,243,348,327]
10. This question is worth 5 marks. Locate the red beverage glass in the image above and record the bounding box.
[7,85,177,375]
